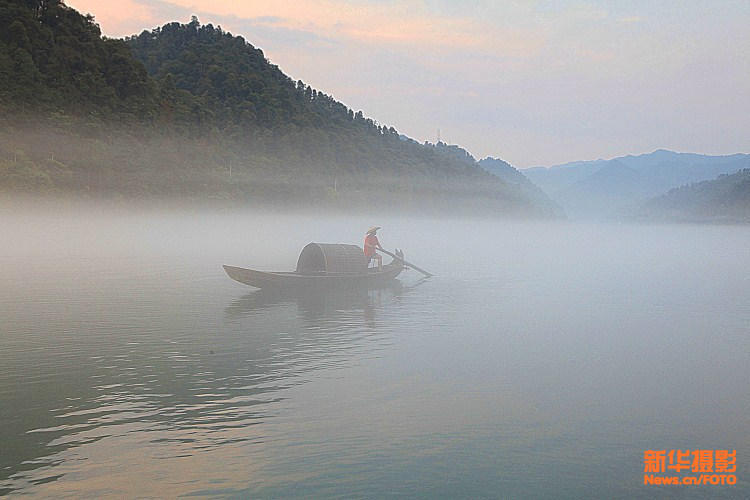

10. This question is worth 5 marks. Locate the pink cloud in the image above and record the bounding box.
[161,0,545,56]
[65,0,157,36]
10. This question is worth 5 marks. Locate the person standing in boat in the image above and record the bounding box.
[364,226,383,271]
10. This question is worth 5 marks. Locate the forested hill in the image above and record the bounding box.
[0,0,155,117]
[127,17,360,131]
[634,169,750,223]
[0,1,555,216]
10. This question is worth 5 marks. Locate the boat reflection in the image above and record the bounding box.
[224,277,431,333]
[225,282,403,328]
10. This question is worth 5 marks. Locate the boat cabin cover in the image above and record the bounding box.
[296,243,368,275]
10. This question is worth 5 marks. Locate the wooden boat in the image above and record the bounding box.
[223,242,405,289]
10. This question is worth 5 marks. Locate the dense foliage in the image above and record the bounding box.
[0,0,553,215]
[128,17,359,131]
[0,0,156,118]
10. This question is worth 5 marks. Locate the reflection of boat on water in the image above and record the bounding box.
[226,283,402,317]
[223,242,404,290]
[224,276,430,322]
[224,282,406,334]
[225,280,407,316]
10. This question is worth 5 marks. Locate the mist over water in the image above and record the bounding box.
[1,204,748,497]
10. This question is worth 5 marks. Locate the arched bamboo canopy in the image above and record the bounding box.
[296,243,367,275]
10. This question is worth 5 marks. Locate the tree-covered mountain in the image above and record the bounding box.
[634,169,750,223]
[127,16,357,131]
[478,157,563,217]
[523,150,750,219]
[0,0,157,118]
[0,0,555,216]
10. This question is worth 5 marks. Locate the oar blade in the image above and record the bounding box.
[377,248,433,278]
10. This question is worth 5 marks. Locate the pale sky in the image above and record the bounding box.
[67,0,749,167]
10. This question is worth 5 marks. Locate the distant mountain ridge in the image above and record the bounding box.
[479,157,563,217]
[523,150,750,219]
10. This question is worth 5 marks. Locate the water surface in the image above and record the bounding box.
[1,209,748,497]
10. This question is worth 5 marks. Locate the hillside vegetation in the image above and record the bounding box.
[0,0,553,216]
[635,169,750,223]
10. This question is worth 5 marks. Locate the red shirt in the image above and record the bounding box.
[364,234,380,257]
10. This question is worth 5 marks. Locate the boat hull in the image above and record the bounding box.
[222,262,404,289]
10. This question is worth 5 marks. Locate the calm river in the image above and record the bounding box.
[1,208,748,498]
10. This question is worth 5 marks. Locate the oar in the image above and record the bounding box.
[377,248,434,277]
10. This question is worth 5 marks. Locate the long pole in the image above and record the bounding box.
[377,248,433,277]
